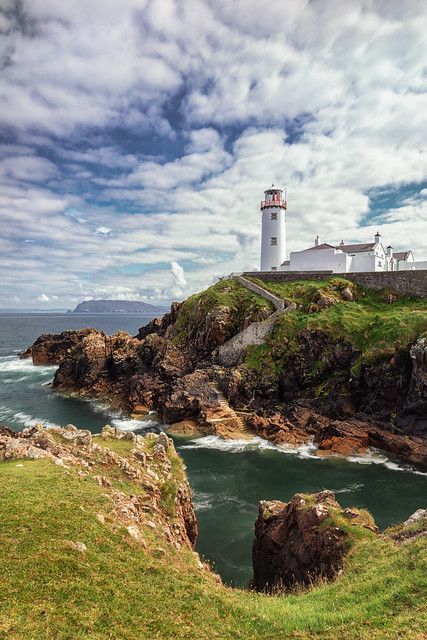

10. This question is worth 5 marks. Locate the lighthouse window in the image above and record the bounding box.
[271,212,277,220]
[271,237,277,245]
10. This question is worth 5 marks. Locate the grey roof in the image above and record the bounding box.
[302,243,335,251]
[335,242,375,254]
[393,251,411,261]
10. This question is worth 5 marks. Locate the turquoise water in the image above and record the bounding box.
[0,313,426,587]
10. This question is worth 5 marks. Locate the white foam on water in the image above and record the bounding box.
[180,435,427,476]
[11,411,59,429]
[179,435,319,459]
[333,482,365,494]
[111,416,161,432]
[347,450,427,477]
[0,356,56,376]
[193,491,215,511]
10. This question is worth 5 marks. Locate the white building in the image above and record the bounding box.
[259,186,422,273]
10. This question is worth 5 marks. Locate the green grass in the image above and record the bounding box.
[244,277,427,374]
[172,278,274,346]
[1,446,426,639]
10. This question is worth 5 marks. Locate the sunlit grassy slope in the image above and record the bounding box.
[1,440,426,640]
[244,276,427,373]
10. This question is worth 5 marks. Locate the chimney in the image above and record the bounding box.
[340,240,345,246]
[375,231,381,245]
[387,245,393,258]
[315,235,319,247]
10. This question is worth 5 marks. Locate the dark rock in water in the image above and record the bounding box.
[251,491,377,594]
[21,329,98,365]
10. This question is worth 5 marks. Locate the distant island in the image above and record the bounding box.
[71,299,165,314]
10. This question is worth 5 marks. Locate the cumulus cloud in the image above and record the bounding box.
[37,293,50,303]
[0,0,426,308]
[170,261,187,289]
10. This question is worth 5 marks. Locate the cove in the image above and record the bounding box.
[1,313,426,588]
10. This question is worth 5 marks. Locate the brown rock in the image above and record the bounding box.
[21,329,98,365]
[251,491,373,593]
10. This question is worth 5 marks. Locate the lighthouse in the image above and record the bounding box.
[260,185,287,271]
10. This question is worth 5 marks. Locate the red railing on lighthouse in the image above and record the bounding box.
[260,193,287,210]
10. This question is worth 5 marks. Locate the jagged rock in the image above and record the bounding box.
[21,329,97,365]
[21,284,427,464]
[167,420,201,437]
[251,491,374,593]
[0,424,198,551]
[403,338,427,436]
[340,286,354,301]
[388,508,427,544]
[404,508,427,525]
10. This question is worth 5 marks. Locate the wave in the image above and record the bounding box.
[0,356,56,376]
[332,482,365,494]
[10,410,59,429]
[111,416,161,433]
[179,435,427,476]
[193,491,215,511]
[179,435,318,459]
[347,450,427,476]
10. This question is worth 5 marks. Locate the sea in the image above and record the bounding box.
[1,312,426,587]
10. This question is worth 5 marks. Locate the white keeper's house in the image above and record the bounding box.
[260,185,425,273]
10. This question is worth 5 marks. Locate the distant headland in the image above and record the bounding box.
[71,299,165,314]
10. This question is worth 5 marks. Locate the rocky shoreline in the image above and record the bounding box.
[20,279,427,467]
[2,423,425,597]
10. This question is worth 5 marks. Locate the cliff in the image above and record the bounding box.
[23,276,427,464]
[0,424,426,638]
[72,299,165,313]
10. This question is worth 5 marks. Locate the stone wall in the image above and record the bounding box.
[215,312,280,367]
[235,275,285,310]
[243,270,427,299]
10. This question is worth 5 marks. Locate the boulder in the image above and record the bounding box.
[251,491,375,593]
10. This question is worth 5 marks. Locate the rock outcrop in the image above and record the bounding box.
[21,279,427,465]
[0,423,198,550]
[251,491,377,593]
[20,328,98,365]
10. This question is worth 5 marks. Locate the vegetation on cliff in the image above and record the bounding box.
[1,425,426,639]
[245,276,427,374]
[172,277,274,347]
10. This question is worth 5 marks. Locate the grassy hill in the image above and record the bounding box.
[244,276,427,373]
[1,431,426,640]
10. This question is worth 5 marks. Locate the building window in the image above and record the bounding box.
[271,212,277,220]
[271,266,277,271]
[271,237,277,245]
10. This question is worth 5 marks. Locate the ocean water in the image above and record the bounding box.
[0,313,426,587]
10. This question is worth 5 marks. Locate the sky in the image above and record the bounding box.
[0,0,426,310]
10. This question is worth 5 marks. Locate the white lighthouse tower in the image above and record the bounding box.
[260,185,287,271]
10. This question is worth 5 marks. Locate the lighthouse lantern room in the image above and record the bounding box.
[260,185,287,271]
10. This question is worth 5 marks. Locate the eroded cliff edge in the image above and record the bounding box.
[1,423,426,638]
[22,277,427,464]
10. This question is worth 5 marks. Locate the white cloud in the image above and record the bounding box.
[37,293,50,303]
[0,0,426,308]
[170,261,188,290]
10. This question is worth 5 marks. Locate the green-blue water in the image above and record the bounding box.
[0,313,426,587]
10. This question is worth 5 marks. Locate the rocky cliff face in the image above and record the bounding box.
[251,490,427,594]
[0,423,198,550]
[251,490,378,593]
[21,279,427,465]
[21,328,98,365]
